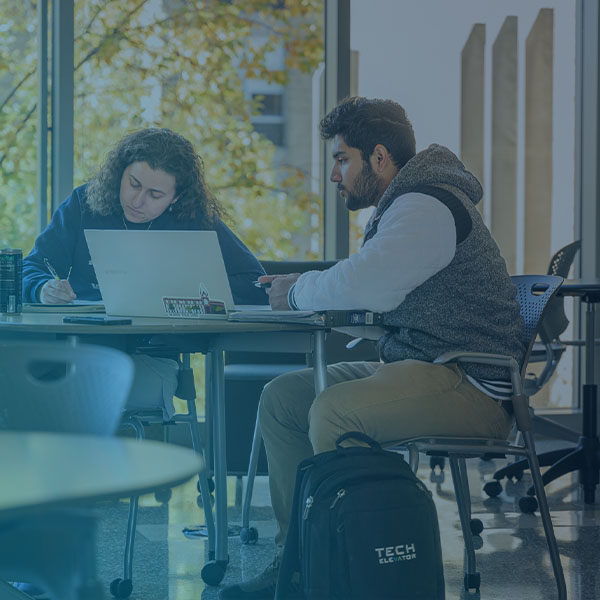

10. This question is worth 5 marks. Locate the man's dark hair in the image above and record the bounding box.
[86,128,225,226]
[320,97,416,169]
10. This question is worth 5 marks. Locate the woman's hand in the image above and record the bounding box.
[39,279,77,304]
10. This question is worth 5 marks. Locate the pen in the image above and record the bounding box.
[253,280,272,289]
[43,258,60,281]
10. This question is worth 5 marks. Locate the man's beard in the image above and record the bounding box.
[339,162,383,211]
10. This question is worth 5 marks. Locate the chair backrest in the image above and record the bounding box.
[511,274,564,375]
[538,240,581,342]
[547,240,581,277]
[0,341,134,436]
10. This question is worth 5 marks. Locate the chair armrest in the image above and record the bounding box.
[434,351,519,373]
[434,351,532,430]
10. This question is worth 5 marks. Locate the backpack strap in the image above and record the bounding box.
[275,463,306,599]
[336,431,382,450]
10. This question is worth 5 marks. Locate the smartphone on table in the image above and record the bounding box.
[62,316,132,325]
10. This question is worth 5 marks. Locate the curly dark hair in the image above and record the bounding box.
[320,97,416,169]
[85,128,225,225]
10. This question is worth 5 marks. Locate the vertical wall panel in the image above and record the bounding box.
[460,24,486,216]
[37,0,48,231]
[491,17,518,273]
[324,0,350,259]
[524,9,554,273]
[51,0,74,212]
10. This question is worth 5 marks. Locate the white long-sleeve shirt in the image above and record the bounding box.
[290,192,456,312]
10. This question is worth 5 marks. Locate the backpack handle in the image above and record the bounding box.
[335,431,382,450]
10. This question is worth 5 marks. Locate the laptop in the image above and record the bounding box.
[84,229,234,318]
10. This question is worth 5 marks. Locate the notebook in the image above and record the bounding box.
[84,229,234,318]
[23,300,106,313]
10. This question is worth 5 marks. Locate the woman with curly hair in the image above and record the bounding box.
[23,128,267,305]
[18,128,268,438]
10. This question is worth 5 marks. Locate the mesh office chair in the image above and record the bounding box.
[389,275,566,598]
[0,340,133,435]
[0,340,135,599]
[485,241,581,504]
[523,240,580,397]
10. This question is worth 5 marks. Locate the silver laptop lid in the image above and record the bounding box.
[84,229,234,318]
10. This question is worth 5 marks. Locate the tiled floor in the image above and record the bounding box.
[94,444,600,600]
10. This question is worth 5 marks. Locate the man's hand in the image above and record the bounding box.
[40,279,77,304]
[258,273,301,310]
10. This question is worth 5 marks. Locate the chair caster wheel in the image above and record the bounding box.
[197,477,215,494]
[110,577,133,598]
[519,495,538,514]
[201,559,228,585]
[512,470,524,481]
[197,477,216,508]
[197,493,215,508]
[470,518,484,536]
[483,480,502,497]
[464,572,480,593]
[240,526,259,544]
[429,456,445,470]
[154,487,172,503]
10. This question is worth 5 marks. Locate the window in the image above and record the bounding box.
[252,92,285,146]
[0,1,38,253]
[72,0,324,260]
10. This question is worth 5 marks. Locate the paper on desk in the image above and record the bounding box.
[23,300,106,313]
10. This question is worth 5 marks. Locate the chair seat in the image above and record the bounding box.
[388,436,516,460]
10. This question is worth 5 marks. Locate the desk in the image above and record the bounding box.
[0,312,328,584]
[0,431,203,600]
[537,280,600,503]
[555,280,600,502]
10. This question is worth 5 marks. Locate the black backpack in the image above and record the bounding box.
[275,432,445,600]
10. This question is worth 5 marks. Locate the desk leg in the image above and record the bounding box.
[313,330,328,394]
[581,301,600,503]
[200,349,229,586]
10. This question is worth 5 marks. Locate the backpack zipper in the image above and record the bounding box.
[329,488,346,509]
[303,495,314,520]
[304,471,421,522]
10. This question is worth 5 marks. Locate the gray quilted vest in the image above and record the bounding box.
[366,145,526,381]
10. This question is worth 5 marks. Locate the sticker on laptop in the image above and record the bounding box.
[162,284,226,318]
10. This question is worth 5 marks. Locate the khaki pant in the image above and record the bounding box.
[258,359,512,547]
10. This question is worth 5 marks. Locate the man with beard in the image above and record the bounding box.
[219,97,525,600]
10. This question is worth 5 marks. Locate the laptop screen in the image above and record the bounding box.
[84,229,234,318]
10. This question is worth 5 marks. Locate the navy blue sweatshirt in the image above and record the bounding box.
[23,185,268,305]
